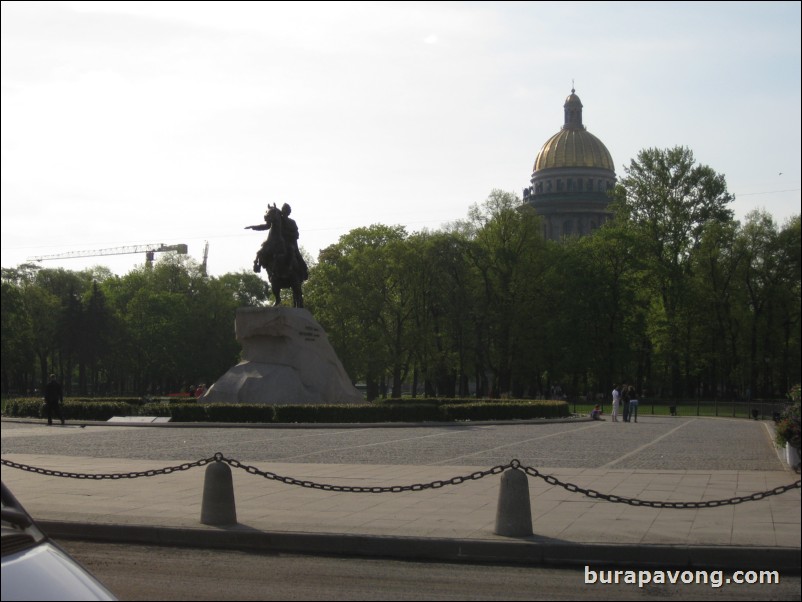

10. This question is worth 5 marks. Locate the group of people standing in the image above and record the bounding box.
[611,384,639,423]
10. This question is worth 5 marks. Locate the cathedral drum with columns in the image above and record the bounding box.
[523,89,616,240]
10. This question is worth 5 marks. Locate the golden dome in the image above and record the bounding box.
[534,128,614,172]
[532,88,614,173]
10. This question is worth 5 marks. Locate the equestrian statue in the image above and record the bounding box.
[245,203,309,308]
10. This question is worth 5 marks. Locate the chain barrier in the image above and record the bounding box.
[217,452,510,493]
[2,454,799,509]
[520,465,802,509]
[1,455,217,480]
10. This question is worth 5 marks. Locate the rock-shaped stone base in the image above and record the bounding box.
[202,307,363,405]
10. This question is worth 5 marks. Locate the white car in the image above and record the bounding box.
[1,481,117,601]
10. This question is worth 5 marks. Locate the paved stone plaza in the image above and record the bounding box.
[1,416,800,570]
[0,416,787,470]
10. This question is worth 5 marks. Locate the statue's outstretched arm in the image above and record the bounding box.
[245,224,270,231]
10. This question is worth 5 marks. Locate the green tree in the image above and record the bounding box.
[306,224,409,399]
[463,190,546,396]
[551,219,645,398]
[689,219,744,397]
[776,216,802,393]
[736,211,801,396]
[612,146,734,396]
[1,281,35,393]
[80,281,115,394]
[29,268,93,389]
[410,229,480,397]
[216,271,270,307]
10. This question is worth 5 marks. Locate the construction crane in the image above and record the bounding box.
[200,241,209,277]
[28,243,188,267]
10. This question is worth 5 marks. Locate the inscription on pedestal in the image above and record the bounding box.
[300,325,321,342]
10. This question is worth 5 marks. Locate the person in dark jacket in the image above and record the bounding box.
[43,374,65,426]
[621,383,631,422]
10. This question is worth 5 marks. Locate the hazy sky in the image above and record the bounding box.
[2,1,800,277]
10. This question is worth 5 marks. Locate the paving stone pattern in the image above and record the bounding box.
[0,416,785,471]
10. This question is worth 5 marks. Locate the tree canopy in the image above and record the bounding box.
[3,147,799,402]
[1,258,267,396]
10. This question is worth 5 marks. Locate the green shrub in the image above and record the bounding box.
[2,398,136,420]
[139,402,186,419]
[2,396,569,424]
[373,396,513,406]
[440,400,569,421]
[274,404,373,423]
[66,397,145,405]
[62,401,136,421]
[775,399,801,450]
[204,404,275,423]
[3,398,44,418]
[381,404,442,422]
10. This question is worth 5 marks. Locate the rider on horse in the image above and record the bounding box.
[278,204,309,281]
[245,203,308,307]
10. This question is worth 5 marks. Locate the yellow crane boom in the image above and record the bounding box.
[28,243,188,266]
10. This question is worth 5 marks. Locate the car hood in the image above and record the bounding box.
[1,540,116,601]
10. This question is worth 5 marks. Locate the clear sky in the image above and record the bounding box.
[2,1,800,277]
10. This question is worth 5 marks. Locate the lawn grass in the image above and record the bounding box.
[569,399,789,420]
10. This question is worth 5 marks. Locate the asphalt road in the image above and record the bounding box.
[0,416,786,471]
[58,540,802,601]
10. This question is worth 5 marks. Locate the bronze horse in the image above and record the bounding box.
[247,204,305,308]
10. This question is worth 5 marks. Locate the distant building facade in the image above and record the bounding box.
[523,89,616,240]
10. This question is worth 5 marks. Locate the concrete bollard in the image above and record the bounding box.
[494,467,533,537]
[200,460,237,526]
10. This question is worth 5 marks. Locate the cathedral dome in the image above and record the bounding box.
[524,88,617,240]
[534,128,615,171]
[533,89,614,172]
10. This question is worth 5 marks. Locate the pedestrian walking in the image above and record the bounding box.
[43,374,65,426]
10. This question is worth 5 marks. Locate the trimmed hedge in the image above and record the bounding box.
[372,397,524,406]
[204,404,275,423]
[138,403,204,421]
[2,399,137,421]
[272,403,443,423]
[60,401,137,421]
[3,399,43,418]
[60,397,150,406]
[2,397,569,423]
[441,401,568,421]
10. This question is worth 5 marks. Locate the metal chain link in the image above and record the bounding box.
[218,453,511,493]
[520,463,802,509]
[1,456,216,480]
[3,454,799,508]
